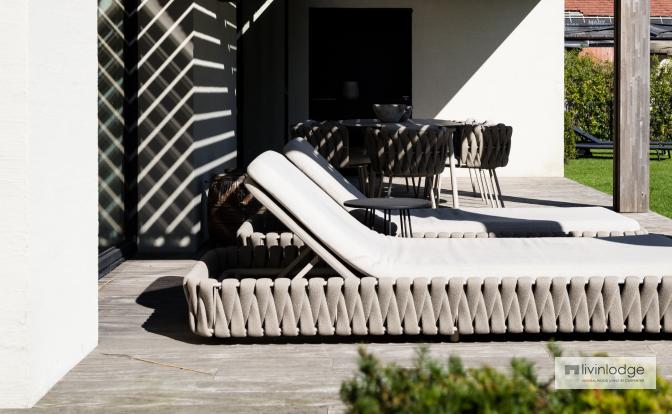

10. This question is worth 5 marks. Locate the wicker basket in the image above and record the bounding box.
[208,171,261,246]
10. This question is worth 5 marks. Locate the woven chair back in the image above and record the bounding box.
[291,120,350,168]
[365,125,450,177]
[459,123,512,169]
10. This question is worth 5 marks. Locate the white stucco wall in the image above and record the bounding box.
[0,0,98,408]
[289,0,565,177]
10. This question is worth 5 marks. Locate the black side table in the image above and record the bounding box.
[344,198,431,237]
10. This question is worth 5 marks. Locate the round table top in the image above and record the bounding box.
[338,118,463,129]
[344,197,431,210]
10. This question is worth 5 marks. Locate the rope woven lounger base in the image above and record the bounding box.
[184,246,672,338]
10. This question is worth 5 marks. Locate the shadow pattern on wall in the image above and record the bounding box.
[98,0,237,256]
[98,0,128,252]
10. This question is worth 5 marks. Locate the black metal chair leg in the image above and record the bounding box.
[407,209,413,237]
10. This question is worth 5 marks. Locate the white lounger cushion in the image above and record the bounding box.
[282,138,642,235]
[405,208,641,236]
[247,151,672,280]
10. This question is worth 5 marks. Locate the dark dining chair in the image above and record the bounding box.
[365,124,451,208]
[290,120,350,168]
[290,120,374,193]
[457,122,513,208]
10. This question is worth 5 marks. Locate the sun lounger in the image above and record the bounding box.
[183,151,672,338]
[574,127,672,160]
[281,138,645,238]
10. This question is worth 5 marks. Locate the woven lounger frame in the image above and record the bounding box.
[237,215,648,242]
[183,243,672,339]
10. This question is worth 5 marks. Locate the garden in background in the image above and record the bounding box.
[564,50,672,218]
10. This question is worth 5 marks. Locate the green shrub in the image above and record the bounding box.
[564,110,577,162]
[564,50,614,144]
[564,51,672,159]
[340,345,672,414]
[651,56,672,143]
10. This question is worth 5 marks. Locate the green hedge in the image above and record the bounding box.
[341,344,672,414]
[564,50,672,161]
[651,56,672,143]
[565,50,614,145]
[564,110,577,161]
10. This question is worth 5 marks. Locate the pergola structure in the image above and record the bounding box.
[614,0,650,212]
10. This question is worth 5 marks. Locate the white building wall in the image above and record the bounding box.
[289,0,565,177]
[0,0,98,408]
[0,0,32,406]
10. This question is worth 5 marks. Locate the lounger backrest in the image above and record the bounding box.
[246,152,672,281]
[283,138,365,205]
[246,151,388,277]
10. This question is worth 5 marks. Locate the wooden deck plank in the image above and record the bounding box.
[17,177,672,412]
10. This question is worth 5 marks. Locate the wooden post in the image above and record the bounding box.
[614,0,650,212]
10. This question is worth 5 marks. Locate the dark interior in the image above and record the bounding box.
[309,8,413,120]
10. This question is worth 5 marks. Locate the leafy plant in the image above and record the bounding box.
[565,50,614,148]
[340,344,672,414]
[564,110,577,162]
[651,55,672,143]
[564,50,672,160]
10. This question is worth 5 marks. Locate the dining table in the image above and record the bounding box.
[338,118,464,208]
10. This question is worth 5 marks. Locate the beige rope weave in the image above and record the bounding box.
[183,246,672,338]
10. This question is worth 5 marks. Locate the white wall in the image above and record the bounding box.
[289,0,565,177]
[0,0,98,408]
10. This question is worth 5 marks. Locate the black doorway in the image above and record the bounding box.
[309,8,412,120]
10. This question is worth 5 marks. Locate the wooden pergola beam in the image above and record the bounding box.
[614,0,650,212]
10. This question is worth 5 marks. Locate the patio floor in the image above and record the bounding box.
[19,177,672,413]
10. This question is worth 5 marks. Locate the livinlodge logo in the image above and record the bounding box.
[564,364,579,375]
[555,357,656,389]
[564,362,645,378]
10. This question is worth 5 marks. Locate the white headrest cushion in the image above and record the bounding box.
[283,138,365,205]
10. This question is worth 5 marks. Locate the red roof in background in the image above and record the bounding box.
[566,0,672,16]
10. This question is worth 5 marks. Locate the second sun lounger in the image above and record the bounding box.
[282,138,644,238]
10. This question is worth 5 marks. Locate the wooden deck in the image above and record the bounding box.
[20,178,672,413]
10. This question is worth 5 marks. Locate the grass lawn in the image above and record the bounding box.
[565,149,672,218]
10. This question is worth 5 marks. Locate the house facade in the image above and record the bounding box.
[96,0,566,263]
[0,0,652,408]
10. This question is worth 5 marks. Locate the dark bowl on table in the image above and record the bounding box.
[373,104,412,123]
